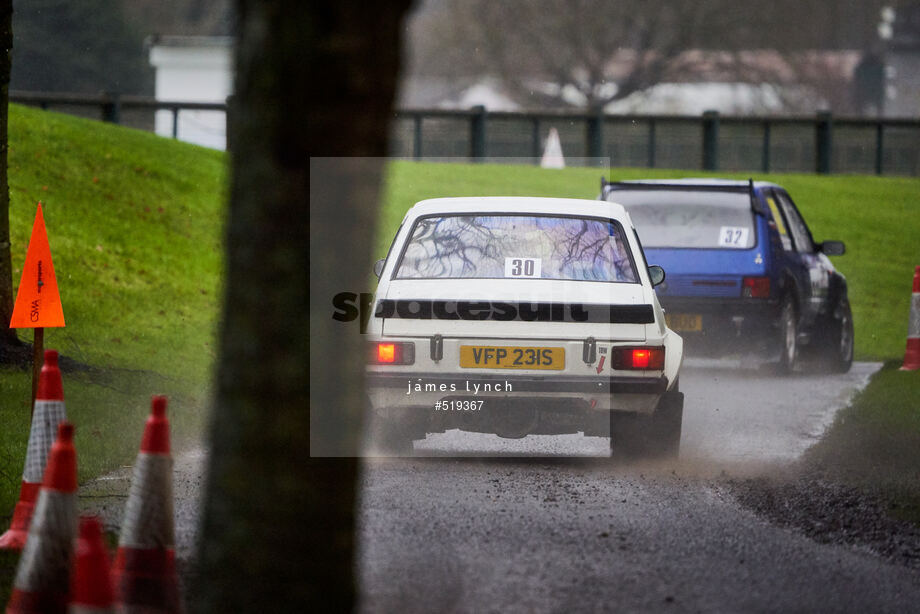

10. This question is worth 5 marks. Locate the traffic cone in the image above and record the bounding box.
[901,265,920,371]
[111,396,182,614]
[5,421,79,614]
[540,127,565,169]
[69,517,116,614]
[0,349,67,551]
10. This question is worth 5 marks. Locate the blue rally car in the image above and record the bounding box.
[600,178,853,374]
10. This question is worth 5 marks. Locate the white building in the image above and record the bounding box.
[147,36,233,150]
[883,4,920,117]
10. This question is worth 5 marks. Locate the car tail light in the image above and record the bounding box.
[368,341,415,365]
[610,347,665,370]
[742,276,770,298]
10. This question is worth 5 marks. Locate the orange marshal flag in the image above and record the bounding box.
[10,203,65,328]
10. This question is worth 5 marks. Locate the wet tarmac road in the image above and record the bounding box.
[356,360,920,612]
[358,459,920,613]
[409,359,880,464]
[82,360,917,611]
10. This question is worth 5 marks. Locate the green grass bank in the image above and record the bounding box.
[0,105,225,603]
[806,363,920,525]
[0,104,225,516]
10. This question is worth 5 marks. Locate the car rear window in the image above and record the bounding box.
[608,190,756,249]
[394,214,638,283]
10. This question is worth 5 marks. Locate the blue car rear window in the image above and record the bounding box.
[609,190,756,249]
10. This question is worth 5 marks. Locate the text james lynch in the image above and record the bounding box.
[407,380,512,395]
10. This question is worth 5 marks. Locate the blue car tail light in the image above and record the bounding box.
[741,276,770,298]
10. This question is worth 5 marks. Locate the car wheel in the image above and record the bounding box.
[609,388,683,460]
[372,420,415,456]
[609,412,646,460]
[654,389,683,457]
[817,299,854,374]
[776,296,799,375]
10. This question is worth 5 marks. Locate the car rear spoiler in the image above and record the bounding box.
[600,176,769,215]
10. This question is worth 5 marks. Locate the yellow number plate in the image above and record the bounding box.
[666,313,703,332]
[459,346,565,370]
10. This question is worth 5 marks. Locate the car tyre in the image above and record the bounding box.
[370,419,415,456]
[653,388,683,457]
[817,299,854,374]
[776,296,800,375]
[609,386,683,460]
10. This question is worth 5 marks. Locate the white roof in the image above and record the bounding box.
[603,82,791,115]
[407,196,626,220]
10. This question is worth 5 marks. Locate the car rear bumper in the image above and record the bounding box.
[366,372,668,394]
[660,297,781,354]
[660,296,780,316]
[365,371,668,417]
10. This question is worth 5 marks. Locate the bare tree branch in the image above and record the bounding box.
[408,0,886,114]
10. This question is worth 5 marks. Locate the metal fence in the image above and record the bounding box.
[10,90,228,142]
[390,106,920,176]
[10,92,920,176]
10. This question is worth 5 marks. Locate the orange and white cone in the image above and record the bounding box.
[5,421,79,614]
[68,516,116,614]
[901,265,920,371]
[0,349,67,551]
[111,396,182,614]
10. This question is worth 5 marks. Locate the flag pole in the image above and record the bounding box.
[31,327,43,417]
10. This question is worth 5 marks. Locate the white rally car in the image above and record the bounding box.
[365,197,683,457]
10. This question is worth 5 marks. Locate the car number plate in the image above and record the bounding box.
[459,346,565,370]
[665,313,702,332]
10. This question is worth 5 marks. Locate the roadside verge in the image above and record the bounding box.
[730,363,920,568]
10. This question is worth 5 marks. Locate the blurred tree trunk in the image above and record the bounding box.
[194,1,410,611]
[0,0,19,356]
